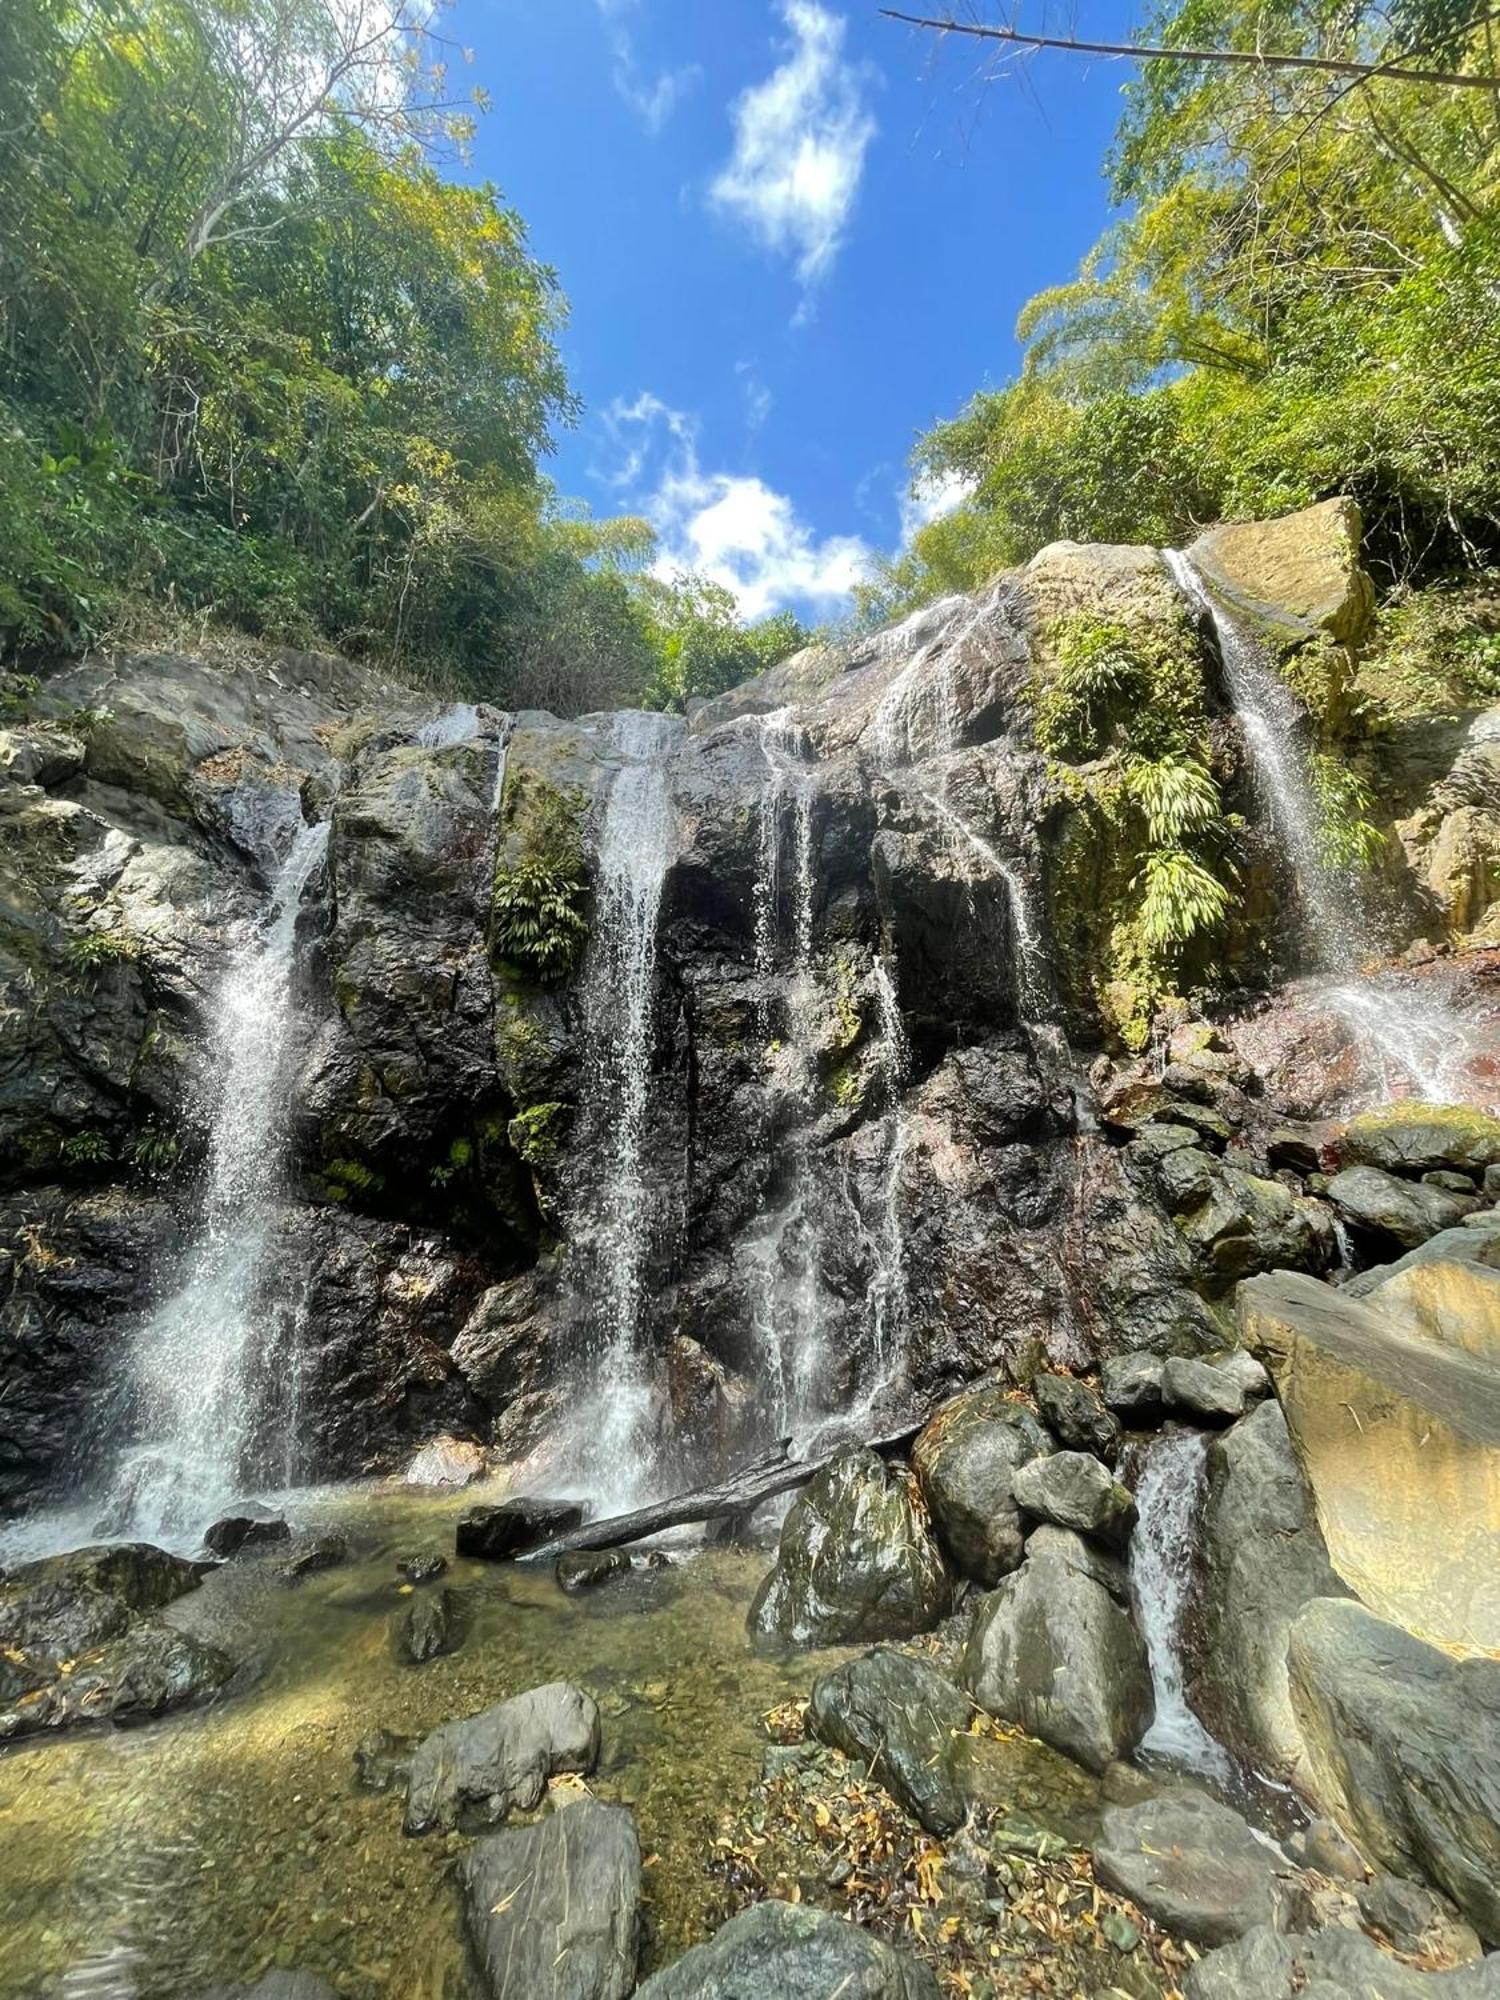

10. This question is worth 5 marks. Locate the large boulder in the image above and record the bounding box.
[749,1450,951,1650]
[1092,1791,1295,1946]
[911,1382,1052,1585]
[1288,1597,1500,1943]
[1241,1268,1500,1651]
[1346,1216,1500,1363]
[1010,1450,1136,1548]
[633,1899,940,2000]
[1193,1400,1346,1778]
[1340,1103,1500,1179]
[402,1681,601,1835]
[1189,496,1375,650]
[808,1647,974,1834]
[1185,1925,1500,2000]
[0,1616,233,1739]
[1327,1163,1477,1249]
[459,1798,641,2000]
[960,1525,1153,1773]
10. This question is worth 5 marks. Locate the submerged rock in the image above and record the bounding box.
[1185,1924,1500,2000]
[555,1547,631,1594]
[456,1498,585,1562]
[397,1586,467,1664]
[748,1450,951,1650]
[961,1525,1152,1773]
[1092,1791,1294,1947]
[397,1552,448,1584]
[808,1647,973,1834]
[191,1976,340,2000]
[277,1533,349,1582]
[0,1617,233,1739]
[459,1798,641,2000]
[912,1383,1052,1585]
[402,1680,601,1835]
[1010,1450,1135,1548]
[634,1898,940,1999]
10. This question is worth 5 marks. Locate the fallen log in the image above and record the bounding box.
[518,1419,925,1563]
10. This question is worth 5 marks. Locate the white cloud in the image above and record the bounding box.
[603,392,871,621]
[736,360,773,433]
[594,0,700,133]
[898,467,976,546]
[710,1,876,287]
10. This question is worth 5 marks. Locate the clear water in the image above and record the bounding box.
[1129,1428,1233,1782]
[103,821,330,1545]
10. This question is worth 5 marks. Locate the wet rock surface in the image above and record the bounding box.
[396,1585,467,1664]
[1185,1923,1500,1999]
[1010,1449,1136,1547]
[635,1899,940,2000]
[911,1383,1052,1585]
[1092,1790,1294,1946]
[807,1647,973,1834]
[457,1498,586,1561]
[402,1679,602,1835]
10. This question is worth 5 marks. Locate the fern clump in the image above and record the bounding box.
[493,861,589,982]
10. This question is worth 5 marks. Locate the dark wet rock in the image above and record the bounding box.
[961,1525,1152,1773]
[1266,1129,1321,1177]
[1092,1791,1293,1947]
[1287,1597,1500,1942]
[1194,1400,1346,1778]
[1031,1372,1119,1458]
[1011,1450,1136,1547]
[912,1383,1052,1585]
[0,1617,233,1739]
[748,1449,951,1650]
[352,1727,415,1793]
[556,1547,630,1594]
[277,1533,348,1581]
[1160,1355,1245,1422]
[1358,1873,1483,1968]
[0,1541,204,1666]
[807,1647,974,1834]
[457,1498,585,1562]
[1329,1163,1479,1248]
[192,1975,340,2000]
[203,1513,290,1559]
[460,1798,641,2000]
[1184,1924,1500,2000]
[1340,1105,1500,1179]
[403,1680,601,1835]
[1100,1352,1166,1424]
[634,1898,940,1999]
[397,1553,448,1584]
[397,1586,467,1664]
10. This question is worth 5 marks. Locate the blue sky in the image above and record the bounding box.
[446,1,1142,619]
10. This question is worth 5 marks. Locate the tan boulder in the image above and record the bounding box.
[1239,1266,1500,1654]
[1189,496,1375,649]
[1425,804,1500,938]
[1022,540,1185,636]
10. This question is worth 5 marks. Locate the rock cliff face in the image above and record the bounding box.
[2,507,1497,1518]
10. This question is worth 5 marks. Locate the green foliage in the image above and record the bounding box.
[1309,752,1387,869]
[635,573,809,712]
[1134,847,1234,951]
[131,1122,181,1173]
[60,1130,111,1166]
[493,862,589,982]
[64,929,139,971]
[1123,754,1223,846]
[1035,613,1208,762]
[507,1100,564,1168]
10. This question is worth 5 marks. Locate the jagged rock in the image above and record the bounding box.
[1193,1400,1346,1778]
[961,1525,1152,1773]
[397,1553,448,1584]
[1031,1372,1119,1458]
[1100,1352,1166,1424]
[1287,1597,1500,1942]
[1174,1164,1334,1284]
[1266,1128,1321,1176]
[402,1681,601,1835]
[277,1534,348,1582]
[397,1586,467,1664]
[1185,1924,1500,2000]
[1010,1450,1136,1547]
[807,1647,974,1834]
[459,1798,641,2000]
[749,1449,951,1650]
[555,1547,630,1594]
[1189,496,1375,649]
[912,1382,1053,1584]
[0,1542,204,1666]
[1358,1873,1483,1968]
[1340,1104,1500,1178]
[352,1727,415,1793]
[1242,1268,1500,1650]
[1161,1355,1246,1422]
[203,1513,290,1559]
[633,1899,940,1999]
[456,1498,585,1561]
[1092,1791,1294,1946]
[1328,1163,1478,1248]
[0,1616,234,1739]
[403,1435,486,1487]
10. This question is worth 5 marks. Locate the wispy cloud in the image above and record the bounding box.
[602,392,870,621]
[710,1,876,288]
[736,360,774,433]
[899,466,976,545]
[595,0,700,134]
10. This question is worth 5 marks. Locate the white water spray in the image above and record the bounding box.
[1130,1428,1232,1781]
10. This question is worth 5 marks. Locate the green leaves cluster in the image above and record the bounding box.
[493,862,590,983]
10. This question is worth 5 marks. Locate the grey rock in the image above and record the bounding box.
[1288,1597,1500,1942]
[1358,1873,1483,1968]
[633,1899,940,1999]
[807,1647,973,1834]
[1328,1164,1477,1249]
[277,1533,348,1582]
[1032,1372,1120,1457]
[1100,1352,1167,1424]
[961,1525,1153,1773]
[403,1681,601,1835]
[203,1514,290,1559]
[1010,1451,1136,1547]
[1340,1106,1500,1179]
[749,1450,951,1650]
[1185,1924,1500,1999]
[1204,1347,1270,1399]
[397,1586,467,1665]
[192,1976,340,2000]
[1092,1790,1292,1946]
[1161,1355,1246,1422]
[457,1498,585,1562]
[1286,1817,1365,1882]
[556,1547,630,1594]
[912,1382,1053,1585]
[459,1799,641,2000]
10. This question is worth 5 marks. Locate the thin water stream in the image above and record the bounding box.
[1129,1428,1232,1783]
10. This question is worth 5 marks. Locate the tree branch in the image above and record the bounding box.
[878,10,1500,92]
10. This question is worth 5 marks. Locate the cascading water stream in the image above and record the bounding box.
[1130,1428,1233,1781]
[867,955,911,1393]
[106,818,331,1542]
[570,711,682,1504]
[1164,549,1466,1102]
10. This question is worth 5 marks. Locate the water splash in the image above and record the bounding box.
[1130,1428,1233,1781]
[867,955,911,1392]
[106,819,330,1542]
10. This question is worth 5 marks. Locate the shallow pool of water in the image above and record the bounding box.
[0,1480,841,1998]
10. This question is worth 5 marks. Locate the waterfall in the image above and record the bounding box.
[1164,549,1466,1103]
[571,711,682,1502]
[867,955,910,1392]
[1130,1428,1232,1781]
[106,819,330,1541]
